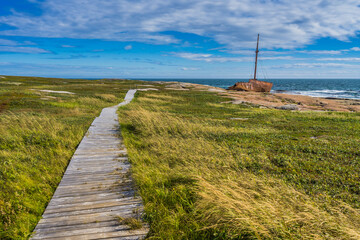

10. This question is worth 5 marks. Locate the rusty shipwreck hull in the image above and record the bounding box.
[228,34,273,93]
[228,79,273,92]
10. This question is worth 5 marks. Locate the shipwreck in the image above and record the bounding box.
[228,34,273,92]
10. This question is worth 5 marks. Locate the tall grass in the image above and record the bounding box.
[119,91,360,239]
[0,76,150,239]
[0,112,85,238]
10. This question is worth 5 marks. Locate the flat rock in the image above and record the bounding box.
[137,88,158,91]
[276,104,299,110]
[207,88,227,93]
[38,89,75,94]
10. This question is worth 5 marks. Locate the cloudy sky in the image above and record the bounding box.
[0,0,359,79]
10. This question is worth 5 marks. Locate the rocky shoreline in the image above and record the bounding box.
[159,81,360,112]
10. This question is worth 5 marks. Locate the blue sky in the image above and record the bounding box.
[0,0,359,79]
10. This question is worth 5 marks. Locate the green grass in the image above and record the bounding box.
[0,76,152,239]
[2,76,360,239]
[117,216,143,230]
[118,90,360,239]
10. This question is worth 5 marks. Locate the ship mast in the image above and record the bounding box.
[254,34,259,80]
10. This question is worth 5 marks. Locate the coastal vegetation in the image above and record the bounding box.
[119,87,360,239]
[0,76,144,239]
[1,76,359,239]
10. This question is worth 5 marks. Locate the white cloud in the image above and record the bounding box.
[275,62,360,70]
[181,67,199,71]
[0,39,18,46]
[0,39,49,53]
[0,0,359,49]
[293,63,358,68]
[317,57,360,61]
[124,45,132,50]
[297,50,343,55]
[0,39,37,46]
[230,48,360,55]
[0,46,50,53]
[176,53,214,61]
[227,50,289,55]
[23,41,37,45]
[174,52,294,62]
[61,45,76,48]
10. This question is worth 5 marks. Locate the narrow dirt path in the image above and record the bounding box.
[31,90,149,240]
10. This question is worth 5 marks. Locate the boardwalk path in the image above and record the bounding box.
[32,90,149,240]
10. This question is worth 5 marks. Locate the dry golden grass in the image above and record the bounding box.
[0,75,150,239]
[95,93,117,102]
[0,112,85,238]
[119,91,360,239]
[196,175,360,239]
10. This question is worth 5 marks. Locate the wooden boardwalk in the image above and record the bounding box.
[32,90,149,240]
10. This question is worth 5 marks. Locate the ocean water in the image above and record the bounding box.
[138,78,360,100]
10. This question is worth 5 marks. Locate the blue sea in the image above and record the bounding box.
[136,78,360,100]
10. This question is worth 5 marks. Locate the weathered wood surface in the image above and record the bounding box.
[32,90,149,240]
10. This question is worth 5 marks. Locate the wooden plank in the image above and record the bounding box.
[45,198,141,212]
[41,203,142,219]
[37,210,134,226]
[47,193,128,205]
[51,185,135,199]
[54,179,133,190]
[58,175,121,186]
[33,220,121,234]
[32,229,147,240]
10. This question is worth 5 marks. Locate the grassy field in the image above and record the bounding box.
[0,76,148,239]
[118,88,360,239]
[1,76,360,239]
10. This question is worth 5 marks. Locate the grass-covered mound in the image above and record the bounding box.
[0,76,146,239]
[119,88,360,239]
